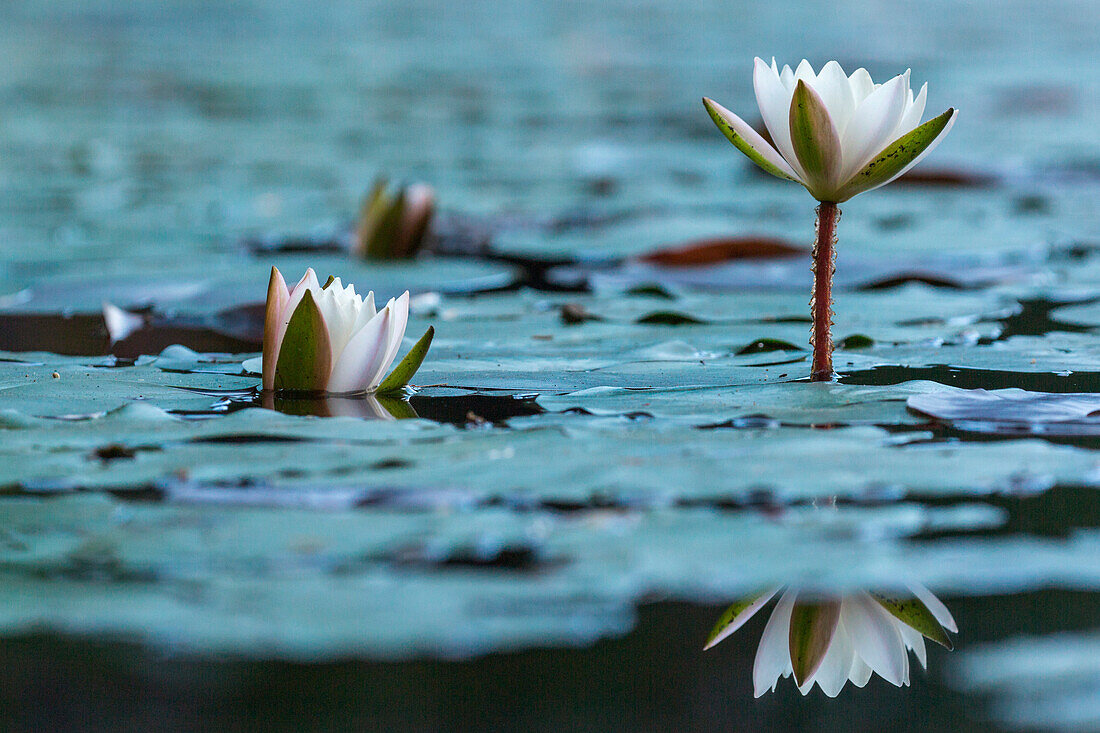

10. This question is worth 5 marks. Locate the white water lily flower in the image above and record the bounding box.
[705,585,957,698]
[262,267,410,393]
[703,58,957,202]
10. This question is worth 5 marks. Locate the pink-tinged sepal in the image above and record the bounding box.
[262,266,289,391]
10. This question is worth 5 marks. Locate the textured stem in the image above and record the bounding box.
[810,202,839,381]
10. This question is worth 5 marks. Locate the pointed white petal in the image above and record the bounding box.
[805,619,855,697]
[813,60,856,133]
[844,595,909,687]
[780,64,795,89]
[368,291,411,388]
[279,268,321,346]
[911,584,958,633]
[848,68,875,104]
[325,308,392,393]
[896,83,929,137]
[794,59,816,85]
[754,58,805,181]
[849,656,873,688]
[753,589,797,697]
[839,73,911,180]
[900,623,928,669]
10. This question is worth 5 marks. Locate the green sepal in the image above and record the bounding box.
[838,108,955,201]
[322,275,337,289]
[375,326,434,394]
[273,290,332,392]
[788,599,841,686]
[788,80,842,195]
[702,97,797,182]
[870,592,953,650]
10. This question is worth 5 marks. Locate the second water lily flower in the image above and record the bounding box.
[262,267,433,394]
[703,59,956,380]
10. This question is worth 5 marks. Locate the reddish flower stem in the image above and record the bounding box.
[810,202,839,381]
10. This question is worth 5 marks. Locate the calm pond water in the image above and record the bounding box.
[2,0,1100,730]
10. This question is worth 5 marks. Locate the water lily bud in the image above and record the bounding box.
[703,58,957,202]
[262,267,412,394]
[353,178,436,260]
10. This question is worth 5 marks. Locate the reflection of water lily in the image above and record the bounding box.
[260,391,419,420]
[263,267,432,394]
[706,585,957,697]
[703,59,956,381]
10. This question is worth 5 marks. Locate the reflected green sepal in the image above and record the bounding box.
[376,394,420,420]
[788,599,841,686]
[871,592,953,650]
[704,588,775,650]
[376,326,434,394]
[273,290,332,392]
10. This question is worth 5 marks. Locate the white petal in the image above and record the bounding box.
[102,302,144,344]
[278,268,321,346]
[753,58,805,181]
[794,59,816,85]
[843,595,908,687]
[368,291,411,388]
[895,82,928,137]
[900,623,928,669]
[911,583,958,633]
[803,619,855,697]
[325,308,393,393]
[847,68,875,104]
[704,98,799,179]
[753,589,797,697]
[839,72,911,180]
[779,64,795,90]
[849,656,873,688]
[813,60,856,134]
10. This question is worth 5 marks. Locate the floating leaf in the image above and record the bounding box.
[635,311,707,326]
[736,338,804,355]
[639,237,804,267]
